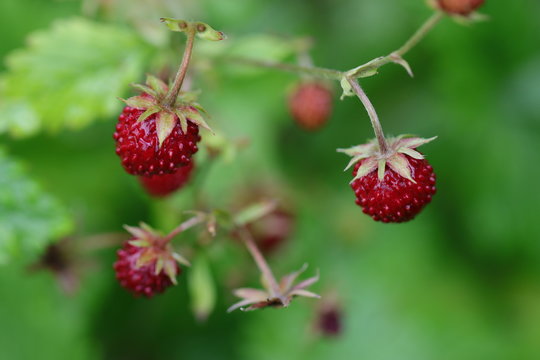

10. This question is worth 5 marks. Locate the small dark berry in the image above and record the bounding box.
[317,307,343,337]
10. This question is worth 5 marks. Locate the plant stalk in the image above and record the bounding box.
[164,25,197,106]
[347,77,389,154]
[237,226,281,297]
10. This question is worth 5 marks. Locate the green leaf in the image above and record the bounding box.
[0,18,151,137]
[188,254,216,322]
[0,150,73,264]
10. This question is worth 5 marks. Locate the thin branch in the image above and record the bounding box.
[237,226,281,297]
[164,25,197,106]
[162,214,205,244]
[346,77,389,154]
[223,57,344,80]
[346,12,444,78]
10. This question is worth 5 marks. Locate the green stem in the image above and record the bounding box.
[346,77,388,154]
[164,25,197,106]
[346,11,444,78]
[224,57,344,80]
[237,226,281,297]
[162,214,205,244]
[223,11,443,82]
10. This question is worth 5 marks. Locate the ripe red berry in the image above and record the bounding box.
[351,156,436,223]
[339,135,437,223]
[114,242,180,298]
[114,75,211,176]
[436,0,485,15]
[289,82,332,131]
[138,161,194,197]
[114,106,200,176]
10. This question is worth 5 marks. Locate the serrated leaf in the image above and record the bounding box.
[188,255,216,322]
[0,18,151,137]
[0,150,73,264]
[156,111,176,147]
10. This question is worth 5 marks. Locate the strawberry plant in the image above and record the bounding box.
[4,1,540,359]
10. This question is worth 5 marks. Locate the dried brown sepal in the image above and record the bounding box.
[227,264,320,312]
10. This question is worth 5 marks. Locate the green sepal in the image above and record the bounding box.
[160,18,226,41]
[156,111,176,147]
[193,21,226,41]
[160,18,189,32]
[137,106,160,123]
[130,83,157,98]
[182,107,213,133]
[174,109,189,135]
[145,74,168,96]
[122,95,155,109]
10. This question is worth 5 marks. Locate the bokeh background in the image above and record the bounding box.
[1,0,540,359]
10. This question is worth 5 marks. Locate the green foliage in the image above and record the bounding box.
[0,18,151,137]
[0,150,72,264]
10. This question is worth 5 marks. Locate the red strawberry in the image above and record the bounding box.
[113,223,190,297]
[289,82,333,131]
[436,0,485,15]
[339,136,436,223]
[114,75,211,176]
[139,161,194,197]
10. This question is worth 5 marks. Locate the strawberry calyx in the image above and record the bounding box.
[124,222,191,284]
[338,135,436,184]
[120,74,212,148]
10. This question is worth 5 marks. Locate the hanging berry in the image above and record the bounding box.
[114,19,225,176]
[288,82,333,131]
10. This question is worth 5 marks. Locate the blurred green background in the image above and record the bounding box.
[1,0,540,359]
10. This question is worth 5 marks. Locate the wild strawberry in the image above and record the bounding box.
[289,82,333,131]
[138,161,194,197]
[436,0,485,16]
[113,223,191,297]
[114,75,211,176]
[339,136,437,223]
